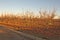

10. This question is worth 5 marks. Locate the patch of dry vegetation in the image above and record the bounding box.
[0,9,60,39]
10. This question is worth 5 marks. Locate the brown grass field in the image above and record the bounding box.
[0,10,60,40]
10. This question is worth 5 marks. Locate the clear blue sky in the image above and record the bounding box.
[0,0,60,16]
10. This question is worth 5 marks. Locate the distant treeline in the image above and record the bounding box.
[0,9,60,30]
[0,9,59,19]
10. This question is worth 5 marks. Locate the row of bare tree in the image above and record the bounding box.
[0,9,60,30]
[0,9,58,19]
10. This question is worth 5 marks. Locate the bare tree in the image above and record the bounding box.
[50,9,56,19]
[39,10,47,19]
[39,10,43,19]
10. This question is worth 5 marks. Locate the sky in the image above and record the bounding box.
[0,0,60,16]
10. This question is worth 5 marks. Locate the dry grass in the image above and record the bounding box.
[0,10,60,40]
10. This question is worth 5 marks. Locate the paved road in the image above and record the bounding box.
[0,26,46,40]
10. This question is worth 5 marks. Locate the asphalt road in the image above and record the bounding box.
[0,26,46,40]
